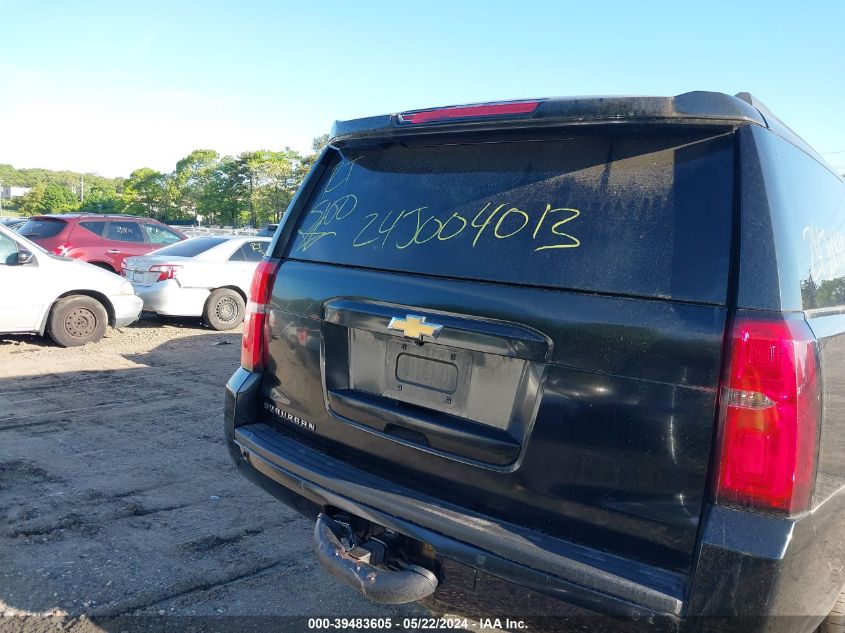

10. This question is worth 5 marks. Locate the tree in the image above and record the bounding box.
[257,149,301,223]
[232,149,304,226]
[122,168,167,217]
[312,133,330,154]
[79,181,121,213]
[17,182,76,215]
[237,151,263,228]
[203,156,246,227]
[3,137,323,225]
[172,149,220,221]
[815,278,845,309]
[42,183,77,213]
[17,183,47,216]
[301,134,330,172]
[801,273,817,309]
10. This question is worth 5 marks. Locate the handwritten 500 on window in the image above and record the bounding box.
[286,134,735,304]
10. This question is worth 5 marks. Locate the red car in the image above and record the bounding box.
[17,214,187,273]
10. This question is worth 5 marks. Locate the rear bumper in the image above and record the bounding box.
[225,368,841,633]
[110,293,143,328]
[132,279,208,317]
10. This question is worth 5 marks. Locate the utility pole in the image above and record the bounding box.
[80,173,84,204]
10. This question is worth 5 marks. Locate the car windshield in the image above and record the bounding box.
[18,218,67,239]
[149,236,229,257]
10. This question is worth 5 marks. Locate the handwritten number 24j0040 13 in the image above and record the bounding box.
[296,196,581,254]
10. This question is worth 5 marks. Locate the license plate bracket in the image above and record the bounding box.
[383,339,472,414]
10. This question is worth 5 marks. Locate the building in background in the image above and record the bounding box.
[1,186,31,199]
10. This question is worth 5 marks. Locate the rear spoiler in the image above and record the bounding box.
[330,91,838,176]
[329,91,766,144]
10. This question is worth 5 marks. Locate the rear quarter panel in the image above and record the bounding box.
[66,222,108,266]
[692,124,845,619]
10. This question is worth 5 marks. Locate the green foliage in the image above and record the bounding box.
[816,278,845,308]
[3,134,326,225]
[42,182,78,213]
[801,274,845,309]
[17,183,48,216]
[79,180,121,213]
[172,149,219,221]
[311,134,330,154]
[122,167,167,218]
[17,182,78,215]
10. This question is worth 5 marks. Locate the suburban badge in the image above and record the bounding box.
[263,401,316,432]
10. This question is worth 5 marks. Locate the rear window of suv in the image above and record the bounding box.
[18,218,67,239]
[285,131,735,304]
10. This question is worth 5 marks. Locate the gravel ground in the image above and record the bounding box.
[0,315,425,632]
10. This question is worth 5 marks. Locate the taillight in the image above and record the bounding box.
[715,314,820,516]
[241,258,280,372]
[397,100,540,125]
[149,264,182,281]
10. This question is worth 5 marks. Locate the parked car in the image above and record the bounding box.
[0,217,24,231]
[224,93,845,632]
[0,224,142,346]
[17,213,186,274]
[123,236,271,330]
[256,224,278,237]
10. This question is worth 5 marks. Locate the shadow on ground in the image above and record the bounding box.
[0,332,421,629]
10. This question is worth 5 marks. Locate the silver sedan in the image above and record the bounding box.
[122,236,271,330]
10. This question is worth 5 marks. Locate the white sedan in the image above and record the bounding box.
[0,224,143,346]
[123,236,271,330]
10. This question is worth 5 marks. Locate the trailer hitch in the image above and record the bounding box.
[313,513,438,604]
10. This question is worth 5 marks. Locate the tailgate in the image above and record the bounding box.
[259,128,735,572]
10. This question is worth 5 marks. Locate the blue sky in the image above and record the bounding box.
[1,0,843,177]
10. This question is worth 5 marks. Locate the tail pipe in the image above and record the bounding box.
[313,513,438,604]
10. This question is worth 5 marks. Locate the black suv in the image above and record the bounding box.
[225,92,845,632]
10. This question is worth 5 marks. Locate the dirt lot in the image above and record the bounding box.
[0,316,424,631]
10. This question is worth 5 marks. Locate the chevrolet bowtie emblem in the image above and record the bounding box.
[387,315,443,341]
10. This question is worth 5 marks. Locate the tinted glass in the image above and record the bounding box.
[774,143,845,312]
[0,232,17,265]
[241,241,267,262]
[144,223,182,245]
[286,133,735,303]
[79,221,106,236]
[151,237,228,257]
[107,221,144,243]
[18,218,67,239]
